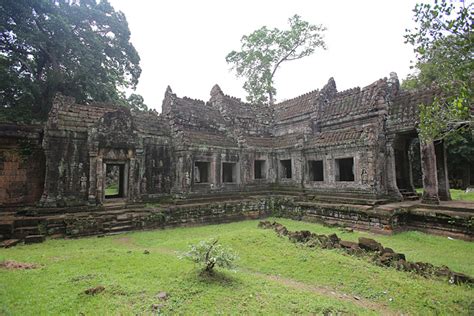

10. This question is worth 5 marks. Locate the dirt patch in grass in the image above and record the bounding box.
[0,260,39,270]
[114,236,135,246]
[255,272,397,315]
[84,285,105,295]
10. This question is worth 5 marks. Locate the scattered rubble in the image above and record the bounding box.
[258,221,473,285]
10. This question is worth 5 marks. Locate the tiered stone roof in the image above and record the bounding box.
[273,89,320,122]
[306,128,365,148]
[387,88,438,132]
[49,96,116,132]
[48,73,431,151]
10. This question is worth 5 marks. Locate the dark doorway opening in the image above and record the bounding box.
[254,160,267,179]
[222,162,237,183]
[309,160,324,181]
[393,133,420,200]
[336,158,354,181]
[105,164,125,199]
[194,161,210,183]
[280,159,292,179]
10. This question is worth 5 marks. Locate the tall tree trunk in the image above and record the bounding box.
[268,91,274,105]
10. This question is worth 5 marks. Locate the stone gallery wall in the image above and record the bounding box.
[0,125,45,207]
[2,72,447,208]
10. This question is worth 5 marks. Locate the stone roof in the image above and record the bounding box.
[243,133,303,149]
[305,128,365,148]
[132,111,170,136]
[273,89,320,122]
[180,130,238,148]
[48,95,169,137]
[319,79,387,121]
[166,94,226,133]
[387,87,438,132]
[50,97,117,132]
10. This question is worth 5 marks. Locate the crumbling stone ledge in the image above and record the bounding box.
[258,220,473,286]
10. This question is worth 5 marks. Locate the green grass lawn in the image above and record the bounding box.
[1,219,473,315]
[416,188,474,201]
[105,184,119,196]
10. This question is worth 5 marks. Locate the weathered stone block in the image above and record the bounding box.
[24,235,45,244]
[358,237,383,252]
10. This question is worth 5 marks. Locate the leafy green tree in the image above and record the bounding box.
[180,238,238,274]
[127,93,148,112]
[0,0,141,119]
[226,15,326,105]
[403,0,472,143]
[446,130,474,188]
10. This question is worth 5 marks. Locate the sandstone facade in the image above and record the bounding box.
[1,73,451,208]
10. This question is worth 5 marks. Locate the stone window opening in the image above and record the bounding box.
[254,160,267,179]
[194,161,210,183]
[280,159,292,179]
[222,162,237,183]
[308,160,324,181]
[105,164,125,199]
[336,158,354,181]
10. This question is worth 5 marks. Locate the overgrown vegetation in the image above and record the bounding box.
[179,238,238,274]
[0,0,143,121]
[1,219,472,314]
[403,0,473,144]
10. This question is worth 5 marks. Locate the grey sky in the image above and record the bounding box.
[109,0,419,111]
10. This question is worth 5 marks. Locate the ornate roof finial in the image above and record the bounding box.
[320,77,337,101]
[387,72,400,97]
[210,84,224,97]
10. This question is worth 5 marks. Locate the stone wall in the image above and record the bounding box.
[40,96,172,207]
[0,125,45,207]
[4,195,471,242]
[3,73,446,209]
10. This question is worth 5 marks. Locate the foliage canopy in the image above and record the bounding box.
[226,15,326,105]
[0,0,141,119]
[403,0,473,143]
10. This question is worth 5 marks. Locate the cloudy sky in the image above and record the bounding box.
[109,0,420,111]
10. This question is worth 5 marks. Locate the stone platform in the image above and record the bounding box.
[1,194,473,247]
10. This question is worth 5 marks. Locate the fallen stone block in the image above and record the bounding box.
[358,237,383,252]
[24,235,45,244]
[449,272,474,285]
[377,252,406,266]
[1,239,20,248]
[339,240,358,249]
[289,230,312,243]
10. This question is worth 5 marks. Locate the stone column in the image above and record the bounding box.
[385,139,403,200]
[88,155,97,205]
[136,148,146,201]
[420,141,439,204]
[128,157,136,200]
[96,157,104,204]
[435,141,451,201]
[39,147,56,207]
[407,139,417,193]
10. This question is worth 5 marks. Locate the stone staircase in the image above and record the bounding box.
[399,189,420,201]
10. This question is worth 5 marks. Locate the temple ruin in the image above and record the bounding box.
[1,73,472,243]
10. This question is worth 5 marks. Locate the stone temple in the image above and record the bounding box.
[1,73,472,243]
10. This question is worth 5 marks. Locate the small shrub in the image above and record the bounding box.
[179,238,238,273]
